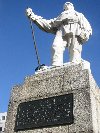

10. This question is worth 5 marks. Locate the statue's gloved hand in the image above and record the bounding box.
[26,8,33,17]
[26,8,37,21]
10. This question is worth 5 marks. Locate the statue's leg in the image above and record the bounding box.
[68,36,82,63]
[51,31,66,66]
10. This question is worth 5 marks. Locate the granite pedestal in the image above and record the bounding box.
[5,63,100,133]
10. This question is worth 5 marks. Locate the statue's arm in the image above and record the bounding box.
[26,8,57,34]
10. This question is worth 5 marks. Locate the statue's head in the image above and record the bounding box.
[63,2,74,11]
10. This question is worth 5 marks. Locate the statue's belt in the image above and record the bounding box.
[62,19,78,25]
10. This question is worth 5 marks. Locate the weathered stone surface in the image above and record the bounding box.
[5,63,100,133]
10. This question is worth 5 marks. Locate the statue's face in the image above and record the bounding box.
[64,3,74,11]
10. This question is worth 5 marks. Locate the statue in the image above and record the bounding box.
[26,2,92,66]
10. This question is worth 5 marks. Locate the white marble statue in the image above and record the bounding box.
[26,2,92,66]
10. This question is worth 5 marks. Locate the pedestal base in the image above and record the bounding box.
[5,62,100,133]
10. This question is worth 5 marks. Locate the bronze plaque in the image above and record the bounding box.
[15,93,74,131]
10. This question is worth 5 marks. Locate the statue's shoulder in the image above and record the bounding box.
[74,11,84,17]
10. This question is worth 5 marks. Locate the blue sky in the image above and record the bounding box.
[0,0,100,112]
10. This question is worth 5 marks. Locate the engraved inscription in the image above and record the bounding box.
[15,93,73,131]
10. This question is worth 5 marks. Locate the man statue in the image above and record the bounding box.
[26,2,92,66]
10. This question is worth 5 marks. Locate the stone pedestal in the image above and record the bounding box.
[5,63,100,133]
